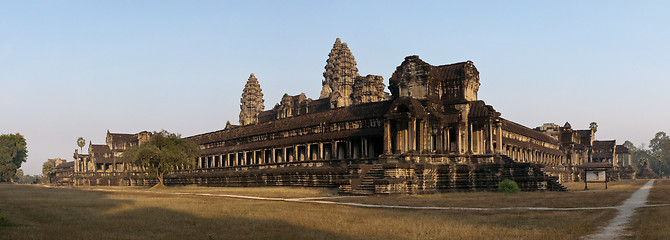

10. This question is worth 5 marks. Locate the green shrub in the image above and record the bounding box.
[0,212,18,227]
[498,179,520,194]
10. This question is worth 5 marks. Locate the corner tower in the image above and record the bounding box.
[320,38,359,108]
[239,73,265,125]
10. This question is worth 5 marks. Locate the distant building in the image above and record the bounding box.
[47,157,74,185]
[72,131,153,185]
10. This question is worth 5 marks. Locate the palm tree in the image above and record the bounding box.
[589,122,598,133]
[77,137,86,153]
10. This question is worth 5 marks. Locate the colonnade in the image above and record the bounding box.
[196,137,380,169]
[503,144,562,166]
[383,118,503,155]
[74,155,145,173]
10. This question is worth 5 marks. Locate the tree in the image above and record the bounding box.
[623,141,646,172]
[649,132,670,177]
[0,133,28,182]
[16,174,41,184]
[13,169,24,182]
[589,122,598,133]
[123,130,200,187]
[42,161,55,178]
[77,137,86,153]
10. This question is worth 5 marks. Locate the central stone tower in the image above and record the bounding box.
[239,73,264,125]
[320,38,359,108]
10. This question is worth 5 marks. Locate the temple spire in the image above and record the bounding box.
[321,38,359,108]
[239,73,264,125]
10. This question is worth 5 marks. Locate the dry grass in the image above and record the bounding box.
[627,179,670,240]
[561,179,646,191]
[645,178,670,204]
[329,179,648,208]
[0,182,639,240]
[77,185,339,198]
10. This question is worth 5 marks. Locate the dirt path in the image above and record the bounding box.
[587,179,655,240]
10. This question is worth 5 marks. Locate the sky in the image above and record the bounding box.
[1,1,668,175]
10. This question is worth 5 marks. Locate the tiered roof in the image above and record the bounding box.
[321,38,359,99]
[239,73,265,125]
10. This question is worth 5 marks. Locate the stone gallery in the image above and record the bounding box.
[52,39,634,194]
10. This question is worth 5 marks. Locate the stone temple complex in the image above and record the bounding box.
[50,38,634,193]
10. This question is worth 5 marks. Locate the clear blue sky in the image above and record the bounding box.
[1,1,668,175]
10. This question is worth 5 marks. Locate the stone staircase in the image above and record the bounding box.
[531,164,568,191]
[339,164,385,195]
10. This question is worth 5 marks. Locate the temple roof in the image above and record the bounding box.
[468,100,498,119]
[90,144,111,154]
[431,61,478,83]
[55,161,73,168]
[188,100,392,145]
[107,133,135,142]
[107,131,150,143]
[593,140,616,149]
[615,145,629,154]
[501,119,560,145]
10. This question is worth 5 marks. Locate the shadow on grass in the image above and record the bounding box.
[0,184,359,240]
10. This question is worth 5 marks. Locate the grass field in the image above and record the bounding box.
[628,179,670,240]
[0,180,654,240]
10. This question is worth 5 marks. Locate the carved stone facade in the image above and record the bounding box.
[321,38,359,108]
[180,39,580,194]
[239,73,265,125]
[71,131,155,186]
[352,75,386,104]
[64,38,632,192]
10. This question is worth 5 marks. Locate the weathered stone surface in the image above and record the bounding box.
[239,73,265,125]
[352,75,386,104]
[322,38,359,108]
[64,38,636,194]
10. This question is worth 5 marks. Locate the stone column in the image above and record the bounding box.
[446,127,451,152]
[409,118,416,151]
[319,142,325,160]
[423,120,429,152]
[496,122,503,154]
[456,124,463,154]
[487,120,494,154]
[362,137,368,158]
[271,149,276,163]
[293,145,299,162]
[469,124,474,154]
[306,144,311,161]
[282,147,287,163]
[261,150,266,165]
[383,120,391,154]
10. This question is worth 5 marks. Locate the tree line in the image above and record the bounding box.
[624,131,670,178]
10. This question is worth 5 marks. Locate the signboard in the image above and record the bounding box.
[586,170,607,182]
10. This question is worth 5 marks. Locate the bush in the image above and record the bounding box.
[498,179,520,194]
[0,212,18,227]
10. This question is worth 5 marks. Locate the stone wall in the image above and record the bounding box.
[166,166,347,188]
[340,156,566,195]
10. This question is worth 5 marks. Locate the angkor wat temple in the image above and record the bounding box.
[54,38,634,193]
